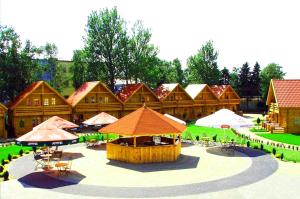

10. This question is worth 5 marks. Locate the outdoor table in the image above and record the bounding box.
[201,137,210,146]
[55,162,68,176]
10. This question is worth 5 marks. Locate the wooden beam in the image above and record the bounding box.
[173,134,176,144]
[134,136,136,147]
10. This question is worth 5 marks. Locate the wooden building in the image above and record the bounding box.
[210,85,240,112]
[115,83,161,116]
[185,84,219,118]
[9,81,72,136]
[266,79,300,133]
[155,83,194,120]
[67,81,123,123]
[0,103,8,138]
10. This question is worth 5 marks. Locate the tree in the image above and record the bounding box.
[260,63,285,99]
[220,67,230,85]
[187,40,220,85]
[0,25,42,102]
[250,62,261,96]
[172,58,185,86]
[84,7,127,91]
[238,62,251,96]
[229,67,239,92]
[72,50,87,89]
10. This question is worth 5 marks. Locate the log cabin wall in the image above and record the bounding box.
[155,84,193,120]
[67,81,123,123]
[0,104,7,138]
[116,83,161,117]
[9,81,72,136]
[210,85,240,112]
[185,84,221,119]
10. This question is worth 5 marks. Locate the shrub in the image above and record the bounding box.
[0,165,4,172]
[83,136,86,142]
[253,145,259,150]
[24,151,30,154]
[275,154,281,159]
[281,153,284,160]
[1,159,4,166]
[246,141,250,147]
[12,155,18,159]
[7,154,12,162]
[272,148,276,155]
[260,144,264,151]
[196,136,200,141]
[3,171,9,181]
[19,149,24,156]
[212,135,217,142]
[101,135,104,141]
[32,146,37,153]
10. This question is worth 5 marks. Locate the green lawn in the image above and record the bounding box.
[0,145,32,161]
[257,133,300,146]
[250,142,300,162]
[78,133,119,142]
[250,127,268,133]
[183,125,242,143]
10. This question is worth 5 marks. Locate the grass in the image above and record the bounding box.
[250,142,300,162]
[183,125,242,143]
[250,127,268,133]
[257,133,300,146]
[0,145,32,161]
[78,133,119,143]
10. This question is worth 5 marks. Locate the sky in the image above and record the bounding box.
[0,0,299,78]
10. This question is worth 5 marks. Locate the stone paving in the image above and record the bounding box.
[0,142,293,198]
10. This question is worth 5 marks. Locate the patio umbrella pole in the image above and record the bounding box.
[134,136,136,147]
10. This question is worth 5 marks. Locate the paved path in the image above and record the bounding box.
[3,144,278,198]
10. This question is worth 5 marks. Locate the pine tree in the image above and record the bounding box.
[250,62,261,96]
[220,67,230,85]
[238,62,251,97]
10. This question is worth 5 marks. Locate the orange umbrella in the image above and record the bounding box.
[100,106,186,136]
[16,122,78,146]
[33,116,78,130]
[83,112,118,126]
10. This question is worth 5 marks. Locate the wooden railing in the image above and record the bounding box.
[268,103,279,114]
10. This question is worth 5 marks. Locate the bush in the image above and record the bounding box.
[212,135,217,142]
[3,171,9,181]
[101,135,104,141]
[32,146,37,153]
[19,149,24,156]
[260,144,264,151]
[12,155,18,159]
[196,136,199,141]
[0,165,4,173]
[24,151,30,154]
[281,153,284,160]
[253,145,259,150]
[1,159,4,166]
[275,154,281,159]
[246,141,250,147]
[272,148,276,155]
[7,154,12,162]
[82,136,86,142]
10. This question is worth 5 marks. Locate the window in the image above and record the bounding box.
[32,118,39,127]
[26,99,32,106]
[104,97,109,103]
[294,117,300,126]
[33,99,40,106]
[44,98,49,106]
[51,98,56,105]
[140,96,145,102]
[91,96,96,103]
[85,97,89,103]
[19,119,25,128]
[99,97,103,103]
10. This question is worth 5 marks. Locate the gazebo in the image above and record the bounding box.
[100,106,186,164]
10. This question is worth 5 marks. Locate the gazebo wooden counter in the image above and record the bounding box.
[100,106,186,164]
[106,136,181,164]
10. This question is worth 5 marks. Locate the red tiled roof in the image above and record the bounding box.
[210,85,229,98]
[272,79,300,108]
[9,81,43,109]
[154,84,178,100]
[67,81,100,106]
[100,106,186,136]
[116,83,143,102]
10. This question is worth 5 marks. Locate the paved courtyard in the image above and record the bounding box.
[1,143,300,198]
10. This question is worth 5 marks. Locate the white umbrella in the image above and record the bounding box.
[164,114,186,125]
[83,112,118,126]
[195,109,253,129]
